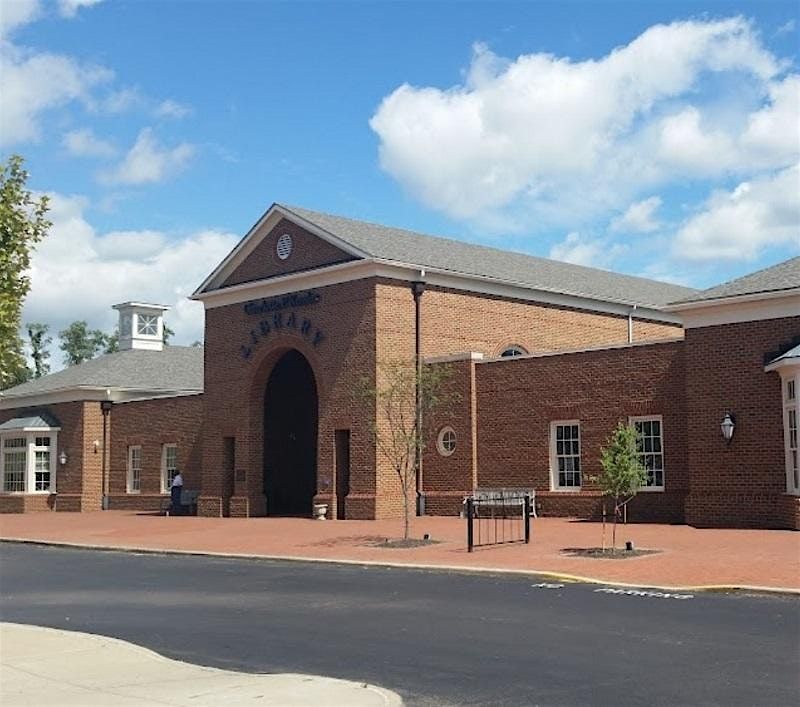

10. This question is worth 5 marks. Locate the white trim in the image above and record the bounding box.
[127,445,141,494]
[629,415,665,492]
[193,204,369,295]
[778,371,800,496]
[665,287,800,312]
[0,387,202,410]
[161,443,178,494]
[549,420,582,491]
[194,255,682,324]
[765,355,800,374]
[436,427,457,457]
[671,293,800,329]
[0,430,57,495]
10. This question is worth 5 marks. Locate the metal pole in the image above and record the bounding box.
[467,497,474,552]
[411,280,425,516]
[100,401,113,510]
[524,494,531,544]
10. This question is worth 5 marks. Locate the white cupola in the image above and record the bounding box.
[112,302,170,351]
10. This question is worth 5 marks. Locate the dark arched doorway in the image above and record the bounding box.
[263,349,318,516]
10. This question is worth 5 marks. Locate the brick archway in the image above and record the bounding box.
[263,349,319,516]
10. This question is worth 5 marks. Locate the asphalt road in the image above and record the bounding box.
[0,543,797,706]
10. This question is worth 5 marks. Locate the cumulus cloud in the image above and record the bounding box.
[0,0,41,37]
[24,192,238,349]
[611,197,663,233]
[673,163,800,261]
[62,128,116,158]
[548,232,627,269]
[370,17,797,236]
[100,128,195,185]
[0,44,113,145]
[154,99,192,119]
[58,0,104,18]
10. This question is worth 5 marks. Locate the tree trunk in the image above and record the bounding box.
[402,481,410,540]
[612,500,619,551]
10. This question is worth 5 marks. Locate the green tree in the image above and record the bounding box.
[359,360,455,539]
[0,155,51,389]
[58,321,108,366]
[598,422,647,551]
[104,328,119,353]
[27,322,51,378]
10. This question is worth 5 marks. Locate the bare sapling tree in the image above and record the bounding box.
[598,422,647,552]
[359,359,454,540]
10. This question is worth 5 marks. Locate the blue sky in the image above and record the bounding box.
[1,0,798,349]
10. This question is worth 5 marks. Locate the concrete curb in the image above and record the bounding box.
[1,622,403,706]
[2,536,798,597]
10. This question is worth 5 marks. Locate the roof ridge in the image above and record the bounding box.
[279,203,698,296]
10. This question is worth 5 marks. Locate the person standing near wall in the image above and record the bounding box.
[170,470,184,515]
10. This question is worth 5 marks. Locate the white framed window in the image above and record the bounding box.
[437,427,457,457]
[630,416,665,490]
[276,233,293,260]
[0,431,57,494]
[127,445,142,493]
[550,421,581,490]
[782,372,800,495]
[161,444,178,493]
[137,313,158,336]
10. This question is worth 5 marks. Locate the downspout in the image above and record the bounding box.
[411,274,426,516]
[627,304,638,344]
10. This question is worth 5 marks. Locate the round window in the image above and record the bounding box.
[276,233,293,260]
[437,426,457,457]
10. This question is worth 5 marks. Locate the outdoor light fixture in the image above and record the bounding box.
[93,440,100,453]
[720,412,735,444]
[59,451,68,466]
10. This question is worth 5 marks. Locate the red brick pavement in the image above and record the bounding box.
[1,512,798,591]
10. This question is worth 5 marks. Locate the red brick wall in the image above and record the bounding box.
[107,394,203,511]
[201,277,378,518]
[221,217,357,288]
[0,400,101,513]
[684,317,800,529]
[448,340,689,522]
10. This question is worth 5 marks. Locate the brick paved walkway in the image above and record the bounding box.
[1,512,798,591]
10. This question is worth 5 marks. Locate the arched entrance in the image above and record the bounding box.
[263,349,318,516]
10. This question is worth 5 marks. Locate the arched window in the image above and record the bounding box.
[500,345,528,358]
[437,427,457,457]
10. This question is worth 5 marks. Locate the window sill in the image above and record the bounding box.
[549,487,583,493]
[126,490,141,495]
[638,486,665,493]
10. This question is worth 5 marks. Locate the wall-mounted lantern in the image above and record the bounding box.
[59,451,68,466]
[720,412,735,444]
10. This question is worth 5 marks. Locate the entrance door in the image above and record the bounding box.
[335,429,351,520]
[263,350,318,516]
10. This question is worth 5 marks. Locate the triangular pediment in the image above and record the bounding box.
[195,204,366,294]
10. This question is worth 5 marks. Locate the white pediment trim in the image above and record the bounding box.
[192,256,682,324]
[192,203,370,296]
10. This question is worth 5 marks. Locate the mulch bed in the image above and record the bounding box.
[561,547,662,559]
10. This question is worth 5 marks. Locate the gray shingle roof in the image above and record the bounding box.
[0,347,203,400]
[280,205,697,309]
[0,413,61,431]
[673,257,800,305]
[769,343,800,365]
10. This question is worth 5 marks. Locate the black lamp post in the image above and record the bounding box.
[100,400,113,509]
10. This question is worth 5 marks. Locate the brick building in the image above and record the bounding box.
[1,204,797,528]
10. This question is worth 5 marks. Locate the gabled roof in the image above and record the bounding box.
[670,257,800,307]
[0,347,203,405]
[765,343,800,373]
[197,203,696,310]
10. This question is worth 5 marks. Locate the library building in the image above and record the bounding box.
[0,204,798,529]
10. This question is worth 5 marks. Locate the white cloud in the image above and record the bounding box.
[0,0,41,38]
[154,99,191,119]
[100,128,195,185]
[370,17,795,231]
[611,196,662,233]
[548,232,627,268]
[23,192,238,350]
[673,163,800,261]
[0,43,113,145]
[62,128,116,158]
[58,0,104,19]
